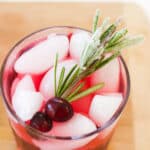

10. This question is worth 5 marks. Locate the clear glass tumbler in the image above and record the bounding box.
[0,26,130,150]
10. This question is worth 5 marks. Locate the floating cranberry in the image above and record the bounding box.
[30,112,52,132]
[45,97,74,122]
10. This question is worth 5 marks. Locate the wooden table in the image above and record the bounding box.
[0,2,150,150]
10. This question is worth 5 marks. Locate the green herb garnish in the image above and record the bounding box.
[53,9,144,102]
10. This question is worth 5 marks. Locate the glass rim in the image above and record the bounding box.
[0,26,130,141]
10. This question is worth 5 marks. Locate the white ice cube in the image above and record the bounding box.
[14,35,69,74]
[70,32,91,60]
[89,94,123,126]
[49,113,96,137]
[12,91,43,121]
[33,113,97,150]
[40,59,77,100]
[13,75,35,94]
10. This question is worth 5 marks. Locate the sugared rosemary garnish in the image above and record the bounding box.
[54,9,143,102]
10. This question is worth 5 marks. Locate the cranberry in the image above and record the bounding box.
[30,112,52,132]
[45,97,74,122]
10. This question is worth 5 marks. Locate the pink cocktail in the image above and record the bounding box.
[0,26,130,150]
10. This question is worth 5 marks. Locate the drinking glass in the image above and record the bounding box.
[0,26,130,150]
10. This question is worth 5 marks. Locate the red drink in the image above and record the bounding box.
[0,27,130,150]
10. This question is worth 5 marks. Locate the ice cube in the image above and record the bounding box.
[49,113,96,137]
[70,32,91,60]
[33,113,97,150]
[13,75,35,94]
[12,90,43,121]
[91,58,120,93]
[14,35,69,74]
[40,59,77,100]
[89,94,123,126]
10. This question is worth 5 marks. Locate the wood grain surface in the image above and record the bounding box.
[0,2,150,150]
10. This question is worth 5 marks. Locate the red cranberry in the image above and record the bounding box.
[45,97,74,122]
[30,112,52,132]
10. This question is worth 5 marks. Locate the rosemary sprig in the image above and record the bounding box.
[67,82,85,100]
[56,67,65,97]
[59,67,80,96]
[92,9,100,32]
[68,83,104,102]
[53,9,144,103]
[105,35,144,52]
[57,64,78,96]
[100,24,116,43]
[105,28,128,48]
